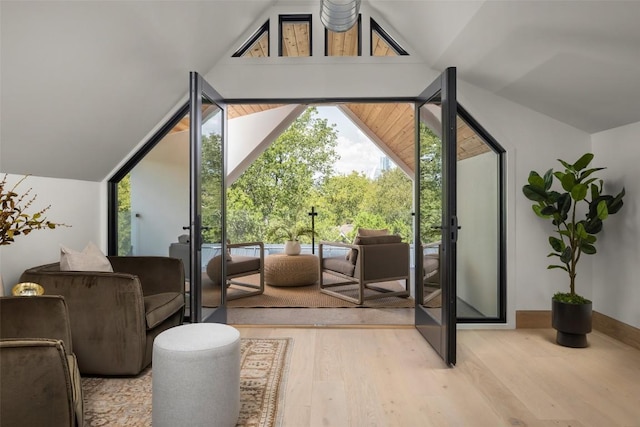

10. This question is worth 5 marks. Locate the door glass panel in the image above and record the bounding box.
[199,102,224,320]
[418,102,444,318]
[415,67,457,366]
[456,116,500,319]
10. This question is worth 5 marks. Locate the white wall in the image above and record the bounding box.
[0,174,104,295]
[591,121,640,328]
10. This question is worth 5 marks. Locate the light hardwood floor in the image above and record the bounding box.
[235,327,640,427]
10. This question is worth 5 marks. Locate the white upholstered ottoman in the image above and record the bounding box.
[152,323,241,427]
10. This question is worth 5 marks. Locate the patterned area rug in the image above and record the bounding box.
[82,338,292,426]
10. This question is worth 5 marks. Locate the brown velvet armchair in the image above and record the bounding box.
[0,295,84,427]
[319,234,410,305]
[20,256,185,376]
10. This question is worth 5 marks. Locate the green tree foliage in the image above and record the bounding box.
[227,107,339,242]
[419,123,443,243]
[363,168,413,241]
[201,129,223,243]
[117,174,132,255]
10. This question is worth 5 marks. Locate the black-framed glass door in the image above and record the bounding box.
[415,67,457,366]
[189,72,227,323]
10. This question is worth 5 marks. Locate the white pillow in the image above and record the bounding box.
[60,242,113,272]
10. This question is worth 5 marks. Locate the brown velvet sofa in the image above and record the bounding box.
[1,295,84,427]
[20,256,185,376]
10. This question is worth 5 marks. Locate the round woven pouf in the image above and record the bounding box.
[152,323,240,427]
[264,254,319,287]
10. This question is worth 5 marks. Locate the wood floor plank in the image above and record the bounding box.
[235,327,640,427]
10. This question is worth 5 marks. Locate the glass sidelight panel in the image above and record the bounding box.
[455,110,505,321]
[198,101,224,321]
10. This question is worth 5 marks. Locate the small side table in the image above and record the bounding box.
[264,254,319,287]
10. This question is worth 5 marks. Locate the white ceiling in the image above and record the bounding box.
[2,0,639,181]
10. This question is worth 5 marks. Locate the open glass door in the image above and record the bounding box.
[415,67,457,366]
[189,72,227,323]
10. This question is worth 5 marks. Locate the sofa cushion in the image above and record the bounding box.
[60,241,113,272]
[144,292,184,329]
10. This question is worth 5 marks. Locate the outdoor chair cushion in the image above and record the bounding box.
[207,255,261,286]
[323,257,356,277]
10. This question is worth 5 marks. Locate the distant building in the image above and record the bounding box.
[373,155,392,179]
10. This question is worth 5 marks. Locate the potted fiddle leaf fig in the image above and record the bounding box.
[522,153,625,348]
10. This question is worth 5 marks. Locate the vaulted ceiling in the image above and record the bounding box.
[2,1,640,181]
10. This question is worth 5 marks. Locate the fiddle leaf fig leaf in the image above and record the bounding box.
[522,185,547,202]
[527,171,544,188]
[558,159,573,171]
[549,236,564,252]
[532,204,551,218]
[548,265,568,272]
[580,242,596,255]
[561,173,576,192]
[597,200,608,220]
[579,167,605,182]
[608,188,625,214]
[560,246,572,264]
[571,183,588,201]
[573,153,594,171]
[543,169,554,190]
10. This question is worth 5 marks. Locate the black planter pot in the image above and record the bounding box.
[551,299,592,348]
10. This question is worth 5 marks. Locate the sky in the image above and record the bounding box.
[315,106,386,178]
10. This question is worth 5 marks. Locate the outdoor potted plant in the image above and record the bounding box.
[267,222,316,256]
[522,153,625,347]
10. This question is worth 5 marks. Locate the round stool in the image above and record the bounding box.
[152,323,240,427]
[264,254,319,286]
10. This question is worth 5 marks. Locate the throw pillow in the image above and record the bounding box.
[60,241,113,272]
[347,228,391,263]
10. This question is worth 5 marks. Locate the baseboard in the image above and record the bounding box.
[516,309,640,351]
[515,310,551,328]
[592,311,640,351]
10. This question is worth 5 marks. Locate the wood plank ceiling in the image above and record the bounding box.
[169,104,489,172]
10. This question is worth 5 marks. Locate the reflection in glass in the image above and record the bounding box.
[418,102,444,319]
[199,101,223,313]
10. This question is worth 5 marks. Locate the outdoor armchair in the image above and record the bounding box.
[20,256,185,376]
[206,241,264,300]
[319,234,410,305]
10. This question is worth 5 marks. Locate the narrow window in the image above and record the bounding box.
[232,21,269,58]
[370,18,408,56]
[325,15,361,56]
[280,15,312,57]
